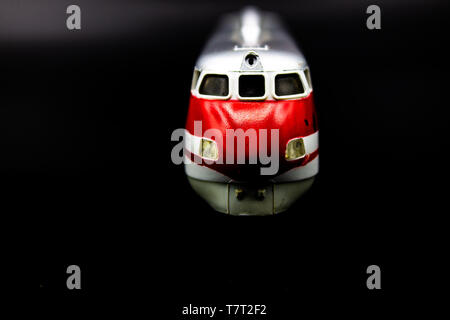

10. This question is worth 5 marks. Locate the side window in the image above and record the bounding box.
[275,73,305,97]
[191,69,200,90]
[239,75,265,98]
[199,74,229,97]
[304,68,312,89]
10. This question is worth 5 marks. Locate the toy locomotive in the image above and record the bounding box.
[184,8,319,215]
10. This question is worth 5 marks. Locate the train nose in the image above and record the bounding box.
[187,176,315,215]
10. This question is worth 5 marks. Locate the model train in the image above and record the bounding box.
[184,8,319,215]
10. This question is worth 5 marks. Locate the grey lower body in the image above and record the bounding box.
[187,176,315,216]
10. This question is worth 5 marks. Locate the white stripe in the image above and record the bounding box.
[185,155,319,182]
[184,129,202,157]
[184,155,231,182]
[303,131,319,154]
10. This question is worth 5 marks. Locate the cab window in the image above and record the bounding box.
[239,75,265,98]
[275,73,304,96]
[199,74,229,96]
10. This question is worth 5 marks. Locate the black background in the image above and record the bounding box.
[9,0,447,317]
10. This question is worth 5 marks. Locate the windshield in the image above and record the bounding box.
[239,74,265,98]
[199,74,229,96]
[275,73,305,96]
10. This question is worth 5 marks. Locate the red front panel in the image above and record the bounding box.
[185,93,318,181]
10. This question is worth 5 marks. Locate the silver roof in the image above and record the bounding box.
[196,7,307,72]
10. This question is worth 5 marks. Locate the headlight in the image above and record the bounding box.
[285,138,306,160]
[200,138,219,160]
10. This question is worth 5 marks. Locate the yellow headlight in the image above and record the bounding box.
[200,138,219,160]
[285,138,306,160]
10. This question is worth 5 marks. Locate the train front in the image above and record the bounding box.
[184,49,319,215]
